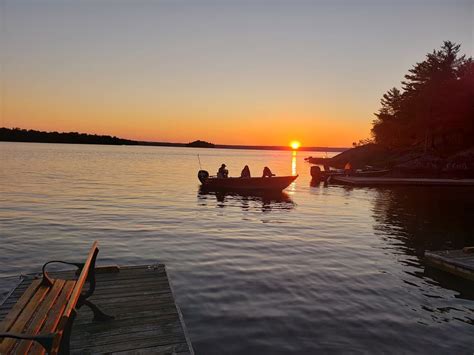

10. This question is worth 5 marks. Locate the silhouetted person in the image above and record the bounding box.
[262,166,274,177]
[217,164,228,178]
[241,165,251,178]
[344,162,353,176]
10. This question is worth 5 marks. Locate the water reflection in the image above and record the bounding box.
[291,151,297,176]
[423,267,474,300]
[198,188,295,212]
[372,187,474,253]
[310,178,324,187]
[286,151,297,192]
[371,186,474,299]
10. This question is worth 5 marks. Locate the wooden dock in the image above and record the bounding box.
[0,265,194,354]
[331,176,474,187]
[425,250,474,281]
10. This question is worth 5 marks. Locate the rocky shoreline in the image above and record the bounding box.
[306,144,474,179]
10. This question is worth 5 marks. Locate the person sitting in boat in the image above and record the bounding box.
[217,164,228,178]
[344,162,353,176]
[262,166,275,177]
[240,165,251,178]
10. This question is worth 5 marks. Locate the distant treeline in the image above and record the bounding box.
[0,128,138,145]
[215,144,346,152]
[0,128,220,148]
[0,128,139,145]
[0,128,346,152]
[371,41,473,153]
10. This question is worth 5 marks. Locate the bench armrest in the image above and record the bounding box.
[0,332,54,353]
[41,260,85,287]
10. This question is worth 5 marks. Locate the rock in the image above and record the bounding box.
[393,154,446,177]
[443,147,474,177]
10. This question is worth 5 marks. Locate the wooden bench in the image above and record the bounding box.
[0,241,113,354]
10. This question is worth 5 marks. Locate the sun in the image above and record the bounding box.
[290,140,301,150]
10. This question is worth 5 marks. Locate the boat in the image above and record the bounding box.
[312,168,390,183]
[198,170,298,191]
[354,169,390,177]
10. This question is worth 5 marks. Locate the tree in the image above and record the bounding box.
[371,87,406,147]
[371,41,473,152]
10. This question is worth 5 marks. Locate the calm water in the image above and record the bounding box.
[1,142,473,354]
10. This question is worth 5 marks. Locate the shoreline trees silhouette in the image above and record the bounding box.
[307,41,474,176]
[371,41,473,154]
[0,128,139,145]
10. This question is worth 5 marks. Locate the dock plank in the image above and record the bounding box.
[332,176,474,186]
[425,250,474,281]
[111,343,191,355]
[0,265,194,355]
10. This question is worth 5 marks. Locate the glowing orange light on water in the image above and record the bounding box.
[290,141,301,150]
[292,151,297,176]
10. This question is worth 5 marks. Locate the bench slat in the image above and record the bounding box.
[14,280,67,354]
[0,281,50,353]
[0,280,40,334]
[30,280,76,355]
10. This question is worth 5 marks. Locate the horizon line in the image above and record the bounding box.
[1,127,349,152]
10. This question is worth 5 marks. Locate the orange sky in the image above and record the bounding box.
[2,1,470,147]
[3,88,371,146]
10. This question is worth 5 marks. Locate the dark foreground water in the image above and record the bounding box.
[1,142,473,354]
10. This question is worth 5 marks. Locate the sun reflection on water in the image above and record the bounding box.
[288,151,297,192]
[291,151,297,176]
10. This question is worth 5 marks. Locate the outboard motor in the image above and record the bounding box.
[310,166,321,180]
[198,170,209,184]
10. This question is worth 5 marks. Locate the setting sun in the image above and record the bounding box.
[290,141,301,150]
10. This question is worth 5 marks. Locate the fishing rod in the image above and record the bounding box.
[197,154,202,170]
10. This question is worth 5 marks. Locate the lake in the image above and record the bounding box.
[0,142,473,354]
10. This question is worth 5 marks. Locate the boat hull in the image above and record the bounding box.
[200,175,298,192]
[354,169,390,177]
[319,169,390,181]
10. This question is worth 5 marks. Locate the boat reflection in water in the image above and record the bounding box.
[198,187,295,212]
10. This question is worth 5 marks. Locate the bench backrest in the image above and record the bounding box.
[50,241,99,354]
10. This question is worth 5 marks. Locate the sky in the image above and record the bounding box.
[1,0,472,147]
